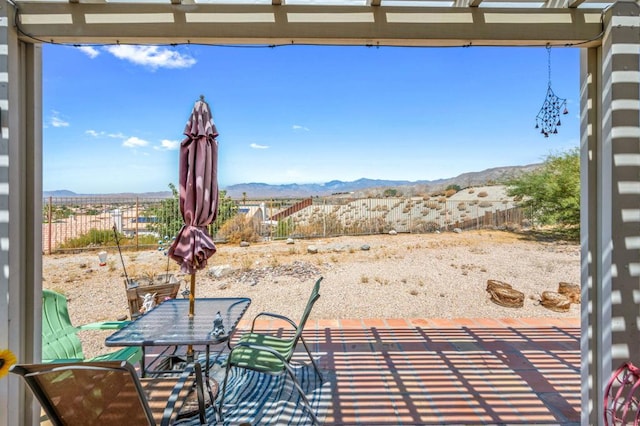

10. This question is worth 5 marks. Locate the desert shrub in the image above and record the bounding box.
[217,214,260,244]
[444,189,457,197]
[43,204,74,223]
[457,202,466,211]
[60,229,118,249]
[410,220,439,233]
[477,191,489,198]
[425,201,438,209]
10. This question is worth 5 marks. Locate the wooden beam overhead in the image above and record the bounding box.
[13,3,606,47]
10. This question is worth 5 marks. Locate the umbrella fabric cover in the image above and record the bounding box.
[169,98,219,274]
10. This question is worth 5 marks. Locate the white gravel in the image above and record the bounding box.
[43,230,580,359]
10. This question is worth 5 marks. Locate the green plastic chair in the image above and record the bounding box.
[42,289,142,365]
[218,276,324,425]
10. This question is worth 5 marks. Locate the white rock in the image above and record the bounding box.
[208,264,233,278]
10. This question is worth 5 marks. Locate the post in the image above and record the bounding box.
[135,197,139,251]
[47,196,52,255]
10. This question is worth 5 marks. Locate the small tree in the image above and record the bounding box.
[147,183,238,239]
[506,148,580,234]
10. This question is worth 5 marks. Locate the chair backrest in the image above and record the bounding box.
[292,277,322,346]
[11,361,155,425]
[42,289,85,361]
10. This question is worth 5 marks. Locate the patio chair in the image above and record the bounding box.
[10,360,209,426]
[42,289,142,365]
[218,276,324,425]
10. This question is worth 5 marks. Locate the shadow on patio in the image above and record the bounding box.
[255,317,582,425]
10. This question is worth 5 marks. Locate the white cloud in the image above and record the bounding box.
[123,136,149,148]
[292,125,310,131]
[77,46,100,59]
[156,139,180,150]
[85,129,102,137]
[103,45,196,70]
[50,111,69,128]
[250,143,269,150]
[108,132,126,139]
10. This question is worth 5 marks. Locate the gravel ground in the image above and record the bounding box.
[43,229,580,359]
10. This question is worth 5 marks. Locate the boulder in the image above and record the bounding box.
[208,264,233,279]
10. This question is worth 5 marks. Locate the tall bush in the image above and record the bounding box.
[506,148,580,235]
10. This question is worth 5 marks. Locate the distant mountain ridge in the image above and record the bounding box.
[223,164,541,198]
[44,163,541,199]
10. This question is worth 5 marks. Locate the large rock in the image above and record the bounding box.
[208,264,234,279]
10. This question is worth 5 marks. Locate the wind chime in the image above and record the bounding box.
[535,44,568,137]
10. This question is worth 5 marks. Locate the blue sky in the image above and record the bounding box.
[43,43,580,194]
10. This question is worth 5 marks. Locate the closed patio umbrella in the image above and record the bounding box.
[168,95,219,319]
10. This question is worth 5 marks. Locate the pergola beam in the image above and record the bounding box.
[14,3,606,47]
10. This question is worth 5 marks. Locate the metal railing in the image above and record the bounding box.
[43,195,532,254]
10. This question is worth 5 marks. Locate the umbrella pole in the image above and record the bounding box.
[189,273,196,318]
[187,273,196,360]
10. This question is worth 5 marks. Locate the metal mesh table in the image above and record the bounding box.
[106,297,251,377]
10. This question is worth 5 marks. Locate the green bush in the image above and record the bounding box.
[60,229,117,249]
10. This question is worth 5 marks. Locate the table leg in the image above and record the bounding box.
[141,347,147,378]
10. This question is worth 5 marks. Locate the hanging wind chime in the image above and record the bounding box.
[535,44,568,137]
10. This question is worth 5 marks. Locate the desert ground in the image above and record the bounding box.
[43,229,580,359]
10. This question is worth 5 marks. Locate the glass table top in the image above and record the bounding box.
[105,297,251,347]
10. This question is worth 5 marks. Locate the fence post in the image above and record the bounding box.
[135,197,139,251]
[47,197,52,255]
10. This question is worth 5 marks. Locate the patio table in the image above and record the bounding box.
[105,297,251,378]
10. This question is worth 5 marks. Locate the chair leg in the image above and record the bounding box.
[299,336,323,382]
[217,362,233,422]
[283,362,321,426]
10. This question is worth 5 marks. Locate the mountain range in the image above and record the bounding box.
[44,163,541,199]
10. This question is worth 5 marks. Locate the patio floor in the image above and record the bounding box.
[248,317,582,426]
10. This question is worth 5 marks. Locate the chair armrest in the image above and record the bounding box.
[227,312,297,350]
[42,358,84,363]
[251,312,297,332]
[77,321,130,331]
